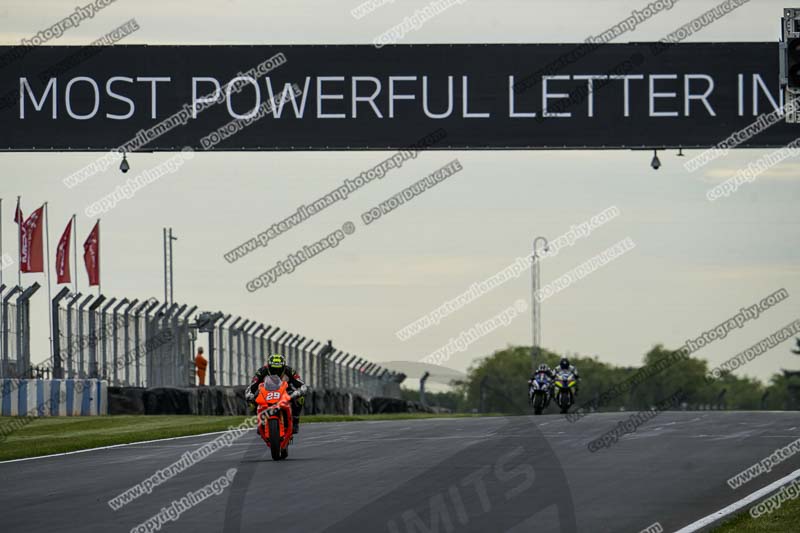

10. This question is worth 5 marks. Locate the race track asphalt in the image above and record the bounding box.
[1,412,799,533]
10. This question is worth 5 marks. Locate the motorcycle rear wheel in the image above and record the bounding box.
[268,418,282,461]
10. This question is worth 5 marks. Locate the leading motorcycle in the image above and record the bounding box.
[553,371,577,414]
[255,375,295,461]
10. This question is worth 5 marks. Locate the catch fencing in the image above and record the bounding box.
[0,285,405,398]
[207,313,403,398]
[0,283,40,380]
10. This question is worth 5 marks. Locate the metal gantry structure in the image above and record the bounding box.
[0,285,405,399]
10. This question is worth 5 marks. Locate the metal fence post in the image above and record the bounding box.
[370,365,383,397]
[215,314,231,385]
[111,298,128,385]
[76,295,94,378]
[331,351,344,388]
[292,336,305,374]
[181,305,198,386]
[361,361,372,396]
[307,341,320,388]
[266,327,281,359]
[64,292,81,379]
[122,299,138,386]
[143,299,160,387]
[342,354,356,389]
[288,334,300,368]
[152,302,169,387]
[99,297,117,380]
[300,338,314,380]
[317,341,334,390]
[51,287,70,379]
[87,295,106,378]
[258,325,273,373]
[236,320,250,384]
[227,317,241,384]
[195,311,222,387]
[243,322,259,383]
[133,300,152,386]
[357,359,369,395]
[274,331,290,359]
[15,283,40,377]
[171,304,188,386]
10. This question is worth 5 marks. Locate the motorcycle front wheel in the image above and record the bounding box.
[533,393,544,415]
[268,418,282,461]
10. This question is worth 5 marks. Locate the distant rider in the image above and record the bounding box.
[554,358,580,396]
[246,354,308,433]
[528,364,555,402]
[528,364,555,386]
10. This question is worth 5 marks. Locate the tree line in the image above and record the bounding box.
[402,342,800,414]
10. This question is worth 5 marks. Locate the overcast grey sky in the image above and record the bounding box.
[1,0,798,385]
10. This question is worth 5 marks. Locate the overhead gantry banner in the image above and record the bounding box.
[0,43,791,151]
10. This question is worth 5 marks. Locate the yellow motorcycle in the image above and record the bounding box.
[553,371,577,414]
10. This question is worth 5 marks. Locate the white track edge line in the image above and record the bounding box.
[0,429,232,464]
[0,417,477,464]
[673,468,800,533]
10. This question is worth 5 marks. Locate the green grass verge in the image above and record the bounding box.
[0,413,498,461]
[711,489,800,532]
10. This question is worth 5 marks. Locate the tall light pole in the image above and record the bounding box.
[163,228,177,305]
[531,236,549,371]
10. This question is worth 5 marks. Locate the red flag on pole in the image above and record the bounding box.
[83,221,100,286]
[56,219,72,284]
[20,205,44,273]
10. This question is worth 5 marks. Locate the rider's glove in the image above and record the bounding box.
[245,390,255,402]
[290,390,302,399]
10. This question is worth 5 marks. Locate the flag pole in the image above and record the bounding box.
[72,214,77,295]
[16,195,21,287]
[44,202,54,360]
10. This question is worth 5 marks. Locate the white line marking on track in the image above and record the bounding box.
[673,468,800,533]
[0,429,235,464]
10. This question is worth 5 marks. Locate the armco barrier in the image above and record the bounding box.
[0,379,108,416]
[108,386,430,416]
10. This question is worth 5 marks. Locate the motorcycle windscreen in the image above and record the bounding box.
[263,375,282,391]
